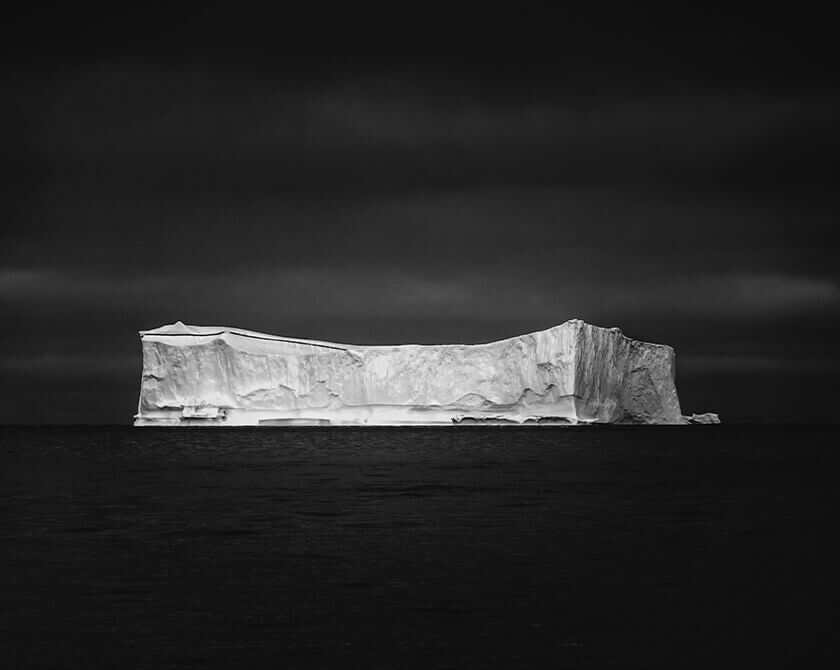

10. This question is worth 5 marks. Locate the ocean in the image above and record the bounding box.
[1,426,837,668]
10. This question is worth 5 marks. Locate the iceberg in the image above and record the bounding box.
[134,319,708,426]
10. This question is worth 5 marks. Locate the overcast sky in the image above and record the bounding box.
[2,3,838,423]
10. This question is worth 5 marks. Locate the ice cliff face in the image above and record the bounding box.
[135,320,690,426]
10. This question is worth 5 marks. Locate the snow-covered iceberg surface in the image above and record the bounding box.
[134,320,708,426]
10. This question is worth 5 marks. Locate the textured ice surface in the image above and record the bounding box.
[135,320,690,426]
[685,412,722,424]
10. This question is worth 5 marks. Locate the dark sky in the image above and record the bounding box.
[2,2,838,423]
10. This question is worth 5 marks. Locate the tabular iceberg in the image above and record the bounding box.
[134,320,712,426]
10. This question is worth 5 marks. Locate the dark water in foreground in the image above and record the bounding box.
[1,426,838,669]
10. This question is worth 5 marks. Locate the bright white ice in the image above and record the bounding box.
[135,319,694,426]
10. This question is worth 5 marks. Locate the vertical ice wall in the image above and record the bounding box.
[135,320,684,425]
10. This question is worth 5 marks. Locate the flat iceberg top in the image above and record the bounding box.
[140,319,670,352]
[140,321,349,351]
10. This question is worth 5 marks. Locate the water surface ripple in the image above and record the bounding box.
[1,426,837,668]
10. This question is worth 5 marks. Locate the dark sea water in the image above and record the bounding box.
[1,426,838,669]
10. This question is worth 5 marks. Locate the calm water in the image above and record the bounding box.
[1,426,838,668]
